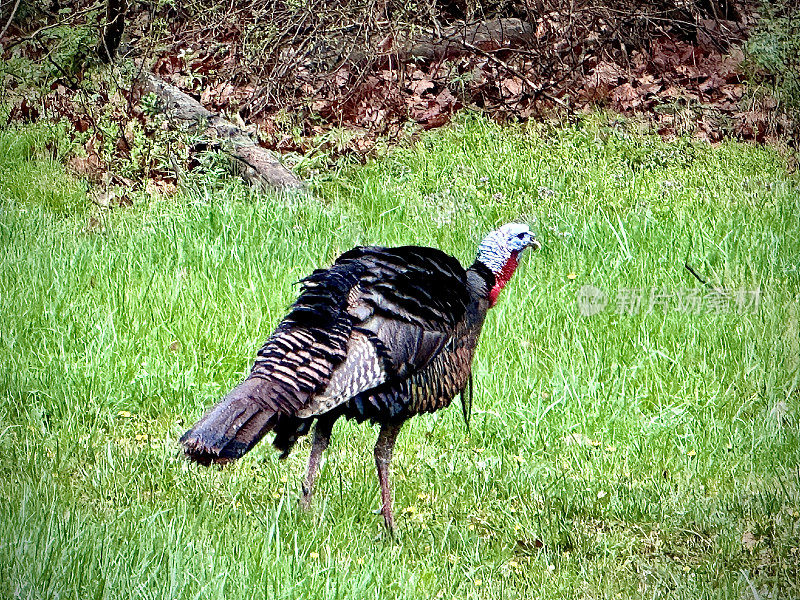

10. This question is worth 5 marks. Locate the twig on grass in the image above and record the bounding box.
[684,262,708,286]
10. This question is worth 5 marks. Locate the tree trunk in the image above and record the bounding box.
[98,0,127,63]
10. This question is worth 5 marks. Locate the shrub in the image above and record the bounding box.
[744,1,800,118]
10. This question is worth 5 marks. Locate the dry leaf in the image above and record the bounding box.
[501,77,523,97]
[409,79,435,95]
[91,189,115,208]
[516,538,544,550]
[561,433,595,447]
[611,83,642,111]
[590,61,625,92]
[742,531,758,551]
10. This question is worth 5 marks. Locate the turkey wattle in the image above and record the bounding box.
[180,223,540,531]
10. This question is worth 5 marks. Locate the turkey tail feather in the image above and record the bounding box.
[180,378,280,465]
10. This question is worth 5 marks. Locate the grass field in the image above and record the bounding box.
[0,113,798,599]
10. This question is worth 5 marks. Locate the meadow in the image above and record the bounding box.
[0,113,798,599]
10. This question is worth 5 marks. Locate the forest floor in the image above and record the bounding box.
[2,0,798,201]
[0,112,798,599]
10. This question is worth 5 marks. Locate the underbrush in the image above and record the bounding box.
[744,1,800,124]
[0,114,798,599]
[0,120,86,214]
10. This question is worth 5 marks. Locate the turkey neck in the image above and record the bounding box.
[465,261,496,326]
[485,250,520,307]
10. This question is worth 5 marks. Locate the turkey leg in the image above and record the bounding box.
[374,421,404,532]
[300,416,335,509]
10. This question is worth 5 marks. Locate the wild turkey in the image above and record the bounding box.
[180,223,539,530]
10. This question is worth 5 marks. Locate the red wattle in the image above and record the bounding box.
[489,252,520,307]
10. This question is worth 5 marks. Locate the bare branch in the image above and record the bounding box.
[415,24,573,112]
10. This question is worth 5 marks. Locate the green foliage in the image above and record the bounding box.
[744,1,800,114]
[2,20,231,196]
[0,121,86,214]
[0,18,98,93]
[0,114,798,599]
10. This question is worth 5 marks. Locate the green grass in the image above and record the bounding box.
[1,112,798,599]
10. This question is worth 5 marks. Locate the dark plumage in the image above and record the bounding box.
[180,225,539,530]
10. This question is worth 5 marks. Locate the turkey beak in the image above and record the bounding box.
[527,236,541,251]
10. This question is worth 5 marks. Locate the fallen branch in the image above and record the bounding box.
[138,70,307,194]
[395,18,536,61]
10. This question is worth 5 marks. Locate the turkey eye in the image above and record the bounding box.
[516,233,526,239]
